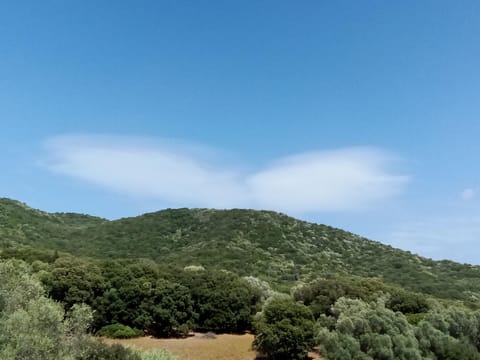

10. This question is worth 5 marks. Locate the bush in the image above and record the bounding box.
[137,349,177,360]
[405,313,426,325]
[253,297,317,360]
[97,324,143,339]
[77,340,141,360]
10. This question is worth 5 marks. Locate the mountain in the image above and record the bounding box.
[1,197,480,302]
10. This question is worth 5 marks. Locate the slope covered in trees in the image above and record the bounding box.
[1,198,480,302]
[3,198,480,359]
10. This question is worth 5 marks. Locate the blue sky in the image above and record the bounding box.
[1,1,480,263]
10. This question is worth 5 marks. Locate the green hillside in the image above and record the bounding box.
[0,198,104,247]
[1,198,480,301]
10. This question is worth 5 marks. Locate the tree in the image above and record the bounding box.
[180,270,261,332]
[414,305,480,359]
[138,279,195,337]
[43,257,106,309]
[253,297,317,360]
[318,297,422,360]
[0,259,140,360]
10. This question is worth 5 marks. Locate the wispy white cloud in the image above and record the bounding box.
[43,135,408,213]
[247,149,407,212]
[44,135,246,208]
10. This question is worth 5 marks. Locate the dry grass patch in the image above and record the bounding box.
[104,333,321,360]
[104,333,255,360]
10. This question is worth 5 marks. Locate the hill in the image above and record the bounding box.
[1,197,480,301]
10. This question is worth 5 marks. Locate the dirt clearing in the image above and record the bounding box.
[104,333,322,360]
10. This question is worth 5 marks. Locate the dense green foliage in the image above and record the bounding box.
[3,198,480,359]
[178,269,261,332]
[318,297,423,359]
[253,297,317,360]
[35,255,261,336]
[293,276,431,319]
[96,324,143,339]
[317,296,480,360]
[0,259,145,360]
[2,198,480,303]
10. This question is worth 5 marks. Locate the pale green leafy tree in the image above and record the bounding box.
[318,297,422,360]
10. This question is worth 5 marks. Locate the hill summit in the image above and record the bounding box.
[1,197,480,301]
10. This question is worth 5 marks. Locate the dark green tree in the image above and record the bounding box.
[179,270,261,332]
[253,297,317,360]
[43,257,106,309]
[139,279,195,337]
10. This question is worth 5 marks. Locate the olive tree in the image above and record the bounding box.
[318,297,422,360]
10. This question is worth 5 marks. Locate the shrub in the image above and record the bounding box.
[77,340,141,360]
[97,324,143,339]
[405,313,427,325]
[137,349,177,360]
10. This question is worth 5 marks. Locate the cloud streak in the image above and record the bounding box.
[43,135,408,213]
